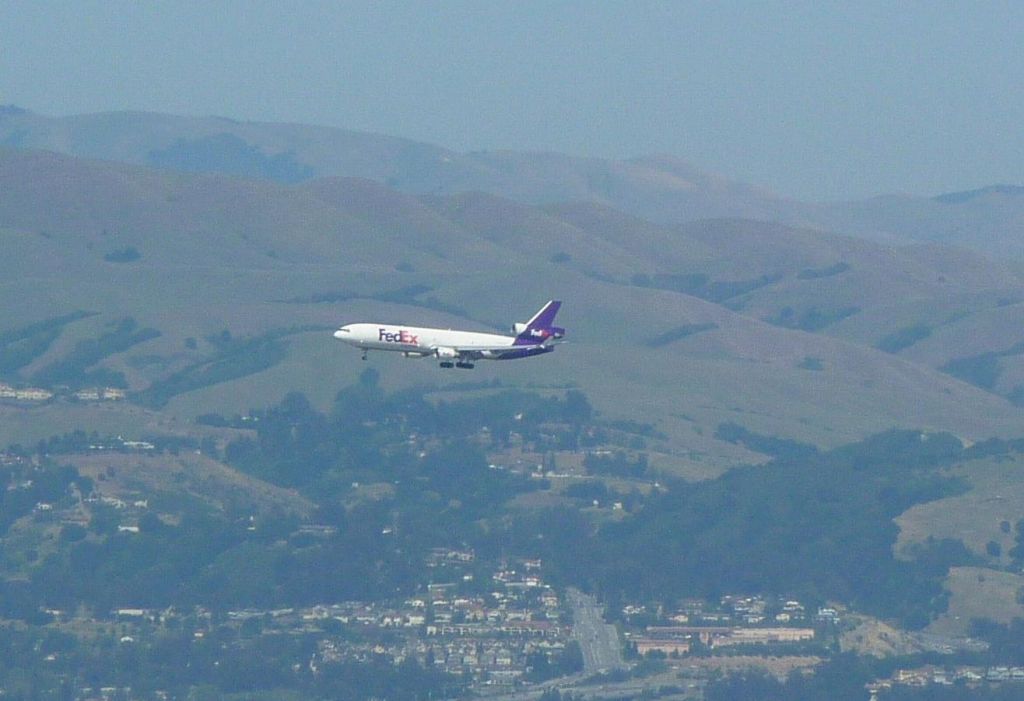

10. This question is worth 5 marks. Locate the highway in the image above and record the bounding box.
[483,589,627,701]
[566,587,624,674]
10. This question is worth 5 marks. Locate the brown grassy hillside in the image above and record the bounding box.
[1,147,1024,474]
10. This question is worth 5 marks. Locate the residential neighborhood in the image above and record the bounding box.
[867,664,1024,698]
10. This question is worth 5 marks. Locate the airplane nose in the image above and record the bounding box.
[333,328,348,339]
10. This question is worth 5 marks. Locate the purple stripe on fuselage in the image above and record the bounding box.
[496,346,554,360]
[514,330,551,346]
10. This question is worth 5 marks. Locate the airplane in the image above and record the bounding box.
[333,300,564,369]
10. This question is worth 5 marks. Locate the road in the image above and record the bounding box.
[482,589,627,701]
[566,587,624,674]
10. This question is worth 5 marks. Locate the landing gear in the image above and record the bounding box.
[439,361,454,369]
[361,350,368,361]
[456,361,475,369]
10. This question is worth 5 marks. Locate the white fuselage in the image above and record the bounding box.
[334,323,517,358]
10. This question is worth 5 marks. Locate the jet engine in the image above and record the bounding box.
[435,347,459,359]
[511,323,528,335]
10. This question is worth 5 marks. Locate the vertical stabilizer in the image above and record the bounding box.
[514,300,565,344]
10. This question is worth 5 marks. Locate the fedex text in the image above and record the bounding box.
[379,328,419,345]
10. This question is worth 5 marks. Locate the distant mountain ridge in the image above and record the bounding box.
[0,107,786,221]
[933,184,1024,204]
[4,106,1024,258]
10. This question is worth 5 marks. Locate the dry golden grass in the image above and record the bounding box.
[896,454,1024,563]
[928,567,1024,637]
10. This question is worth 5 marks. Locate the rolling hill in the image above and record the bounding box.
[1,145,1024,478]
[5,107,1024,260]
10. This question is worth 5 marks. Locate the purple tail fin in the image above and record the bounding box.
[527,300,561,329]
[514,301,564,345]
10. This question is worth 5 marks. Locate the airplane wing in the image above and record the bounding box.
[432,343,548,359]
[457,344,546,353]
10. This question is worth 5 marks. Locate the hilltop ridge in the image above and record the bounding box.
[5,107,1024,259]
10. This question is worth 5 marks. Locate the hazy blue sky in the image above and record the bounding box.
[2,1,1023,200]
